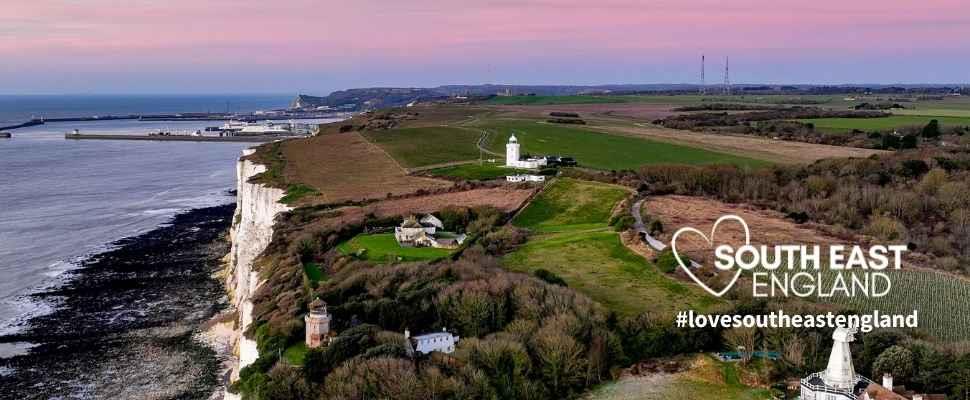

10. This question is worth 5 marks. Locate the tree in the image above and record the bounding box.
[922,119,941,138]
[900,134,919,149]
[724,327,758,364]
[873,345,915,383]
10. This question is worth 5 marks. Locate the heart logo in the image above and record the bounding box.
[670,214,750,297]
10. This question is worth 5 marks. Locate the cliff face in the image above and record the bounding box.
[224,149,291,395]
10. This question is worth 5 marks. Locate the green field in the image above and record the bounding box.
[891,108,970,117]
[337,233,454,262]
[362,127,482,168]
[799,115,970,133]
[513,178,629,233]
[505,178,719,316]
[484,95,631,105]
[505,231,719,316]
[482,120,771,170]
[426,162,519,180]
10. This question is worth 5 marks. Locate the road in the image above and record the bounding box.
[631,198,702,269]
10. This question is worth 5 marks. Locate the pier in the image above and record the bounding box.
[65,133,304,143]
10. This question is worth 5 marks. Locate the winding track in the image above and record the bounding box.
[631,198,702,269]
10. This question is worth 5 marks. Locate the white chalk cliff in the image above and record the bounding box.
[224,148,291,399]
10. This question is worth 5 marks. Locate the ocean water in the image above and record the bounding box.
[0,95,335,352]
[0,94,293,125]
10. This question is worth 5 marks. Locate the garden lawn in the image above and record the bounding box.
[337,233,454,262]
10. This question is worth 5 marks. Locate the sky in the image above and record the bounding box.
[2,0,969,94]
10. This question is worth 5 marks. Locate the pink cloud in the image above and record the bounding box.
[2,0,968,92]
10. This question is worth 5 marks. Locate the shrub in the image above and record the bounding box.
[655,249,684,273]
[534,269,568,286]
[873,345,915,383]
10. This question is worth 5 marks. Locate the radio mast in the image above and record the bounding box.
[700,55,706,95]
[723,57,731,95]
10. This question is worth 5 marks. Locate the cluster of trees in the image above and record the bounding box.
[234,252,728,400]
[230,200,732,400]
[657,108,894,149]
[656,108,887,130]
[658,106,970,150]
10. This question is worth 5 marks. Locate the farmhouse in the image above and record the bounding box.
[394,214,466,249]
[405,328,460,354]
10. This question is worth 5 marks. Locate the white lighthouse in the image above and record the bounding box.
[504,134,545,169]
[505,134,521,167]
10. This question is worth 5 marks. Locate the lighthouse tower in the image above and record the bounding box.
[505,134,521,167]
[304,298,332,348]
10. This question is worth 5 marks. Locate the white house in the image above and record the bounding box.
[406,328,460,354]
[506,174,546,183]
[505,135,547,169]
[394,214,466,249]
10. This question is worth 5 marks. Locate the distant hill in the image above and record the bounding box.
[290,83,968,111]
[289,84,704,110]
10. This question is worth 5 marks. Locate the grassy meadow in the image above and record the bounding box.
[425,162,517,180]
[799,115,970,133]
[513,178,630,232]
[362,126,482,168]
[481,120,771,170]
[337,233,454,262]
[506,178,720,316]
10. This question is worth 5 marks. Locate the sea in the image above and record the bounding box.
[0,95,336,356]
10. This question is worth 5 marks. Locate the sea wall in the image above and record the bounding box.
[224,148,291,397]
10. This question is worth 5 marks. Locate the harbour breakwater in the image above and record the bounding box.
[0,204,235,399]
[65,133,303,143]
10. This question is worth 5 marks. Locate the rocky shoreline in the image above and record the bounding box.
[0,204,235,399]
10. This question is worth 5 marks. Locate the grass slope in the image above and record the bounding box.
[337,233,454,262]
[362,127,482,168]
[483,120,770,170]
[513,178,629,233]
[506,178,719,316]
[504,231,719,316]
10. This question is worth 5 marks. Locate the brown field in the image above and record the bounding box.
[641,195,847,265]
[490,103,679,122]
[280,132,451,204]
[593,124,888,164]
[286,186,537,234]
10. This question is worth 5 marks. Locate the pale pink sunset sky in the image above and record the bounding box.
[2,0,969,94]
